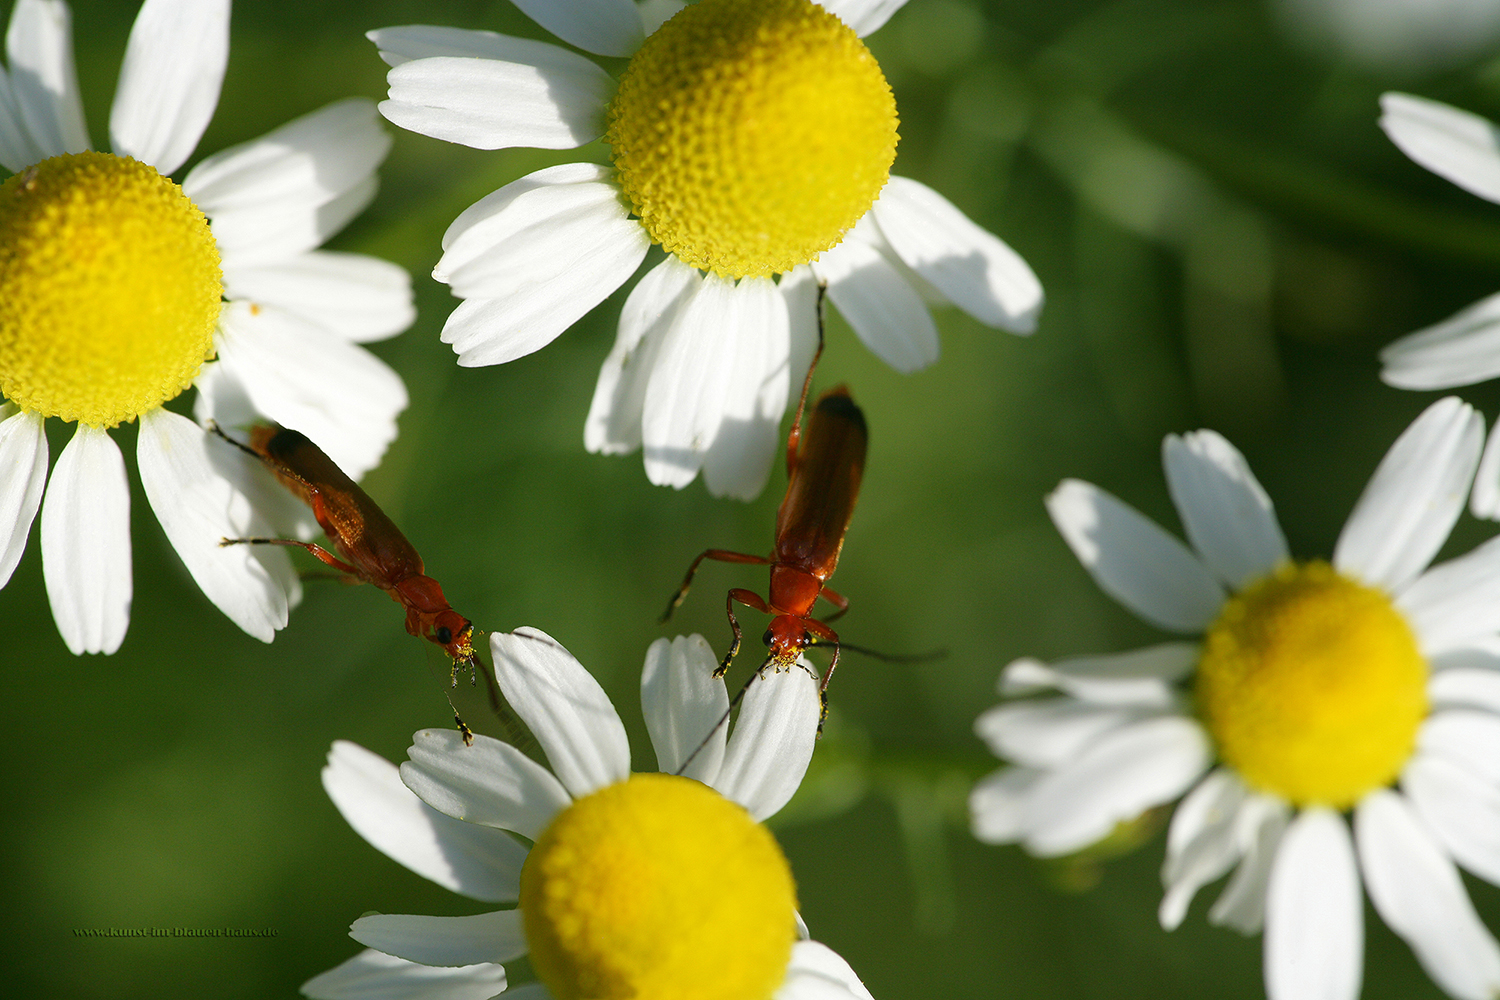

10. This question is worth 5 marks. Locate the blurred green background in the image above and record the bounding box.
[7,0,1500,996]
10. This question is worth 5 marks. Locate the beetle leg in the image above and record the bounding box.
[661,548,774,623]
[219,536,361,577]
[817,583,850,622]
[719,588,771,677]
[785,283,829,479]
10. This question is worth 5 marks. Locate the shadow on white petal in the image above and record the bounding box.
[321,741,526,903]
[401,729,570,842]
[350,910,526,968]
[715,663,821,821]
[871,175,1042,333]
[1045,479,1224,633]
[490,628,631,798]
[1162,430,1287,588]
[137,409,289,642]
[641,634,729,785]
[302,947,506,1000]
[586,256,699,455]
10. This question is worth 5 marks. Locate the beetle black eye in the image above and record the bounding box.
[803,631,813,647]
[435,626,453,644]
[762,629,775,647]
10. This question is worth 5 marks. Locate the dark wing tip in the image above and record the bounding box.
[815,388,866,436]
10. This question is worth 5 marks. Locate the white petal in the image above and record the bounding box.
[221,251,414,343]
[511,0,644,57]
[380,48,611,151]
[40,425,130,654]
[6,0,88,158]
[212,174,379,266]
[186,98,388,211]
[1381,290,1500,392]
[490,628,630,798]
[350,910,525,969]
[214,301,408,480]
[585,257,701,456]
[1264,809,1362,1000]
[371,24,573,64]
[999,642,1197,706]
[0,408,46,588]
[815,235,939,374]
[1405,753,1500,887]
[1419,709,1500,785]
[321,741,526,903]
[1398,533,1500,654]
[638,0,686,36]
[870,176,1042,333]
[1045,479,1225,633]
[973,697,1155,768]
[641,272,740,489]
[302,948,506,1000]
[185,99,390,262]
[435,164,648,367]
[700,276,791,500]
[640,634,729,785]
[1473,412,1500,518]
[0,61,45,170]
[1356,789,1500,1000]
[714,663,821,821]
[136,409,289,642]
[816,0,910,36]
[1159,770,1247,930]
[1162,430,1288,587]
[108,0,228,174]
[776,940,875,1000]
[1381,93,1500,206]
[969,766,1043,844]
[1429,665,1500,714]
[400,729,571,842]
[1334,396,1482,592]
[1023,716,1211,856]
[1207,793,1289,934]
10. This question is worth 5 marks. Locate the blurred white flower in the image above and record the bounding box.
[972,397,1500,1000]
[1275,0,1500,72]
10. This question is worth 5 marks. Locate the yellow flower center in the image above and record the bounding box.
[0,152,222,427]
[520,773,796,1000]
[1196,561,1428,808]
[607,0,899,279]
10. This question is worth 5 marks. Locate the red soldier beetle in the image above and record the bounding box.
[209,421,484,742]
[661,289,865,700]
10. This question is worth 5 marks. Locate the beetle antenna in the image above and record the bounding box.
[806,639,948,664]
[204,419,261,459]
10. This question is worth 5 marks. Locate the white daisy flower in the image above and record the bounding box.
[970,396,1500,1000]
[0,0,414,653]
[1376,93,1500,527]
[304,628,876,1000]
[369,0,1043,500]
